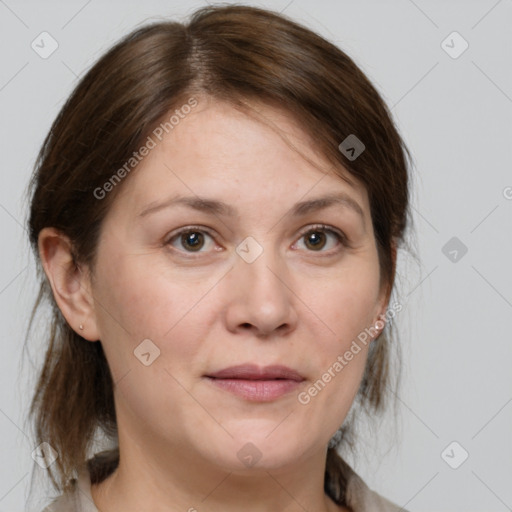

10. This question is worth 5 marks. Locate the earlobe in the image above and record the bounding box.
[37,227,100,341]
[371,305,387,343]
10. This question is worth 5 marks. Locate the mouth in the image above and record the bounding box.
[204,364,305,402]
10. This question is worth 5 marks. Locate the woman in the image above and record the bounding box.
[27,4,411,511]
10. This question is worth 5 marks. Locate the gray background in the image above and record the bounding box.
[1,0,511,511]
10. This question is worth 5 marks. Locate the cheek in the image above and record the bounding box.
[93,250,213,376]
[298,274,378,429]
[91,254,209,428]
[298,257,381,409]
[310,263,381,346]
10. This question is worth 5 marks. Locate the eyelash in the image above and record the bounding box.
[164,224,348,258]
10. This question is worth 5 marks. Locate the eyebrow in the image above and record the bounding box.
[137,192,365,220]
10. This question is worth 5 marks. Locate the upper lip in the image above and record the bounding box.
[206,364,304,382]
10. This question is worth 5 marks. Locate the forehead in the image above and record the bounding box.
[110,98,369,218]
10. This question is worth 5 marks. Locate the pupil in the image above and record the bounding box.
[183,232,203,251]
[307,231,325,250]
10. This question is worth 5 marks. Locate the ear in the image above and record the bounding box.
[373,239,398,335]
[38,227,100,342]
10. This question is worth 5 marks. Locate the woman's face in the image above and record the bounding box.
[88,98,389,471]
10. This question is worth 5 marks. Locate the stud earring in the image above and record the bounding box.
[79,324,84,330]
[375,319,385,331]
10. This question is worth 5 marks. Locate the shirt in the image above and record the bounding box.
[41,455,407,512]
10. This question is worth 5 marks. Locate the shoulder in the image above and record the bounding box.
[39,465,99,512]
[41,494,74,512]
[325,449,407,512]
[345,466,408,512]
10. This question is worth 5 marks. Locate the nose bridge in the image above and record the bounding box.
[227,234,295,334]
[235,234,286,296]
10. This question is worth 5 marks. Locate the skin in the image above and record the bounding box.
[39,97,392,512]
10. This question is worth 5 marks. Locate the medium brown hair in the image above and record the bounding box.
[26,3,412,506]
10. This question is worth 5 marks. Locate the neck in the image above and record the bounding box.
[90,436,347,512]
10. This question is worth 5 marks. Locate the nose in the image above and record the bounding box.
[223,245,298,338]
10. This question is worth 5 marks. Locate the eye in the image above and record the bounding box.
[165,223,347,257]
[165,226,217,254]
[294,224,347,253]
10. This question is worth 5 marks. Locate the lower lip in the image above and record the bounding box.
[205,377,302,401]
